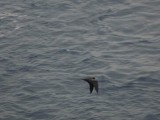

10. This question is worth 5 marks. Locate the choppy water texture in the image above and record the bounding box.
[0,0,160,120]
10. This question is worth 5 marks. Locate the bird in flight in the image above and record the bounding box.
[82,77,98,94]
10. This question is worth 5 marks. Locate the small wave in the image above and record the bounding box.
[143,113,160,120]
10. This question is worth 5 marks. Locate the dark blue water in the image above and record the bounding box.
[0,0,160,120]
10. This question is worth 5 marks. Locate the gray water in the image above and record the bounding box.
[0,0,160,120]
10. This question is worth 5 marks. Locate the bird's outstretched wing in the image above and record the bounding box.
[89,83,94,94]
[94,81,98,94]
[83,79,94,94]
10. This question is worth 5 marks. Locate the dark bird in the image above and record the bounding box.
[83,77,98,94]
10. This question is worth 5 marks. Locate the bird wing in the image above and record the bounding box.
[83,79,94,94]
[89,83,94,94]
[94,81,98,94]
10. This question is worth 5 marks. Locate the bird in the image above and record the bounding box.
[82,77,98,94]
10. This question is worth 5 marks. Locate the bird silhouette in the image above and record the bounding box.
[83,77,98,94]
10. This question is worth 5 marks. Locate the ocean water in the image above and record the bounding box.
[0,0,160,120]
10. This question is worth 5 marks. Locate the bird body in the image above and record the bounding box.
[83,77,98,94]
